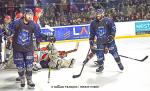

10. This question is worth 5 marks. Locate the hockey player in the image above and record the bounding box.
[39,35,76,69]
[0,15,12,65]
[43,43,75,69]
[0,26,2,64]
[10,8,41,88]
[33,7,43,51]
[1,12,24,70]
[32,7,44,71]
[89,9,124,72]
[33,7,43,26]
[33,7,43,50]
[15,12,23,20]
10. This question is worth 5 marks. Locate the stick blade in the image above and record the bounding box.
[140,56,148,62]
[72,74,80,78]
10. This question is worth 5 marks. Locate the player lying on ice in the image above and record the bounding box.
[39,42,77,69]
[37,35,78,69]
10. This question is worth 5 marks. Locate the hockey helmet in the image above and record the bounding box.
[24,8,34,15]
[96,9,105,15]
[34,7,43,13]
[4,15,11,20]
[15,12,23,19]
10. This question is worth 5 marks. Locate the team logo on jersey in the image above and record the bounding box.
[17,29,31,46]
[97,26,107,38]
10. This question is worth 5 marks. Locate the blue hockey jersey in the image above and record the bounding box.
[89,17,116,45]
[12,19,41,52]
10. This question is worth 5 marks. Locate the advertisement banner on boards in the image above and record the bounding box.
[40,24,90,41]
[135,21,150,34]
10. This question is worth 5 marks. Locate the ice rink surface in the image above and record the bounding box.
[0,37,150,91]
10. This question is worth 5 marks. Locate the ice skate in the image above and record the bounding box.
[0,62,7,70]
[117,62,124,70]
[20,77,25,87]
[16,77,21,82]
[96,65,104,72]
[27,79,35,88]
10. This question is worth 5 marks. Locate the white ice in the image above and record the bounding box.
[0,37,150,91]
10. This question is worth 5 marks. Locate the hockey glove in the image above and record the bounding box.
[89,40,96,54]
[107,35,114,43]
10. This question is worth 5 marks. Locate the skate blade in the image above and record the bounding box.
[0,64,6,70]
[19,85,25,89]
[19,87,25,89]
[96,71,103,75]
[28,85,35,89]
[16,81,21,83]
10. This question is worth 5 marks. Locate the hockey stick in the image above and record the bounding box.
[4,38,7,63]
[119,55,148,62]
[72,63,85,78]
[92,48,148,62]
[47,42,54,83]
[72,49,90,78]
[48,66,51,83]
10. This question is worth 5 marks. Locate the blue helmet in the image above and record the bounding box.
[24,8,34,15]
[96,9,105,14]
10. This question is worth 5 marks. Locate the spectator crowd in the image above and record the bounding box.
[0,0,150,27]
